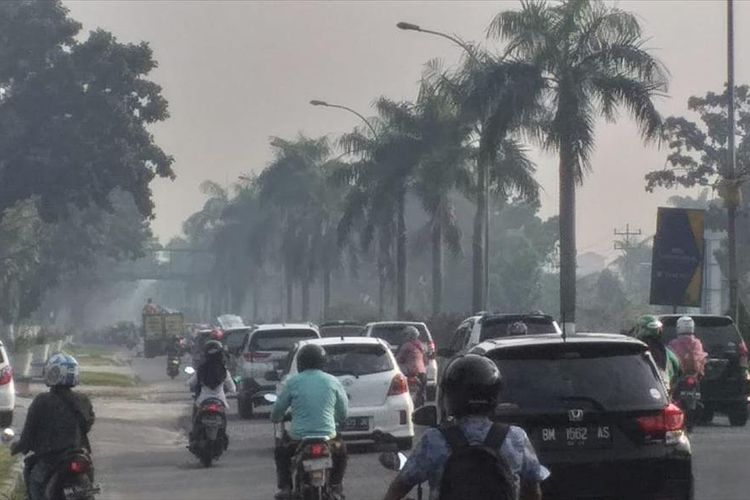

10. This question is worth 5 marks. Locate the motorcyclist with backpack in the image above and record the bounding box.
[668,316,707,377]
[11,354,95,500]
[382,354,549,500]
[271,343,349,500]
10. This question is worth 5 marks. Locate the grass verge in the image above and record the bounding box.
[0,447,19,499]
[79,371,137,387]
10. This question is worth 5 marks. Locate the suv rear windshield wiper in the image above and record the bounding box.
[558,395,607,411]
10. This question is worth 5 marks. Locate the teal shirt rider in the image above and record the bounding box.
[271,369,348,440]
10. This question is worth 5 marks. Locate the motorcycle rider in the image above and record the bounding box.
[395,326,427,404]
[668,316,708,377]
[271,343,348,500]
[187,340,236,443]
[382,354,548,500]
[507,321,528,336]
[635,314,681,390]
[11,354,95,500]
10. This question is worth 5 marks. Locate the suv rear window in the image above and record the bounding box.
[480,317,557,341]
[488,345,667,412]
[324,344,393,376]
[250,330,318,352]
[369,324,430,347]
[320,325,364,338]
[661,317,743,356]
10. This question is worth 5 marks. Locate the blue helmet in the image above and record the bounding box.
[44,353,80,387]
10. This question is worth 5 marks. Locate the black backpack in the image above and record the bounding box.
[438,422,515,500]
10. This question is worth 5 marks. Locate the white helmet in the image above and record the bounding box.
[403,326,420,341]
[676,316,695,335]
[44,353,80,387]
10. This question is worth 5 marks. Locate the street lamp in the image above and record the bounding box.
[397,21,489,310]
[309,99,378,138]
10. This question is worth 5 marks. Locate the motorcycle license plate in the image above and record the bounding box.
[341,416,370,432]
[539,425,612,450]
[202,414,223,427]
[303,457,333,471]
[63,484,101,500]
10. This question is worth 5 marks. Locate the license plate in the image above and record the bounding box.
[63,484,101,500]
[340,416,369,432]
[302,457,333,471]
[202,415,223,426]
[539,425,612,450]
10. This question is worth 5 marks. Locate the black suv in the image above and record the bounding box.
[659,314,749,426]
[456,334,693,500]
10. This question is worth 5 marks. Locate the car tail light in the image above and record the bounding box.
[205,403,223,413]
[387,374,408,396]
[739,340,749,369]
[244,351,271,362]
[68,459,89,474]
[637,403,685,438]
[309,443,328,458]
[0,367,12,386]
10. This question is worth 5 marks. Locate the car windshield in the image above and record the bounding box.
[369,324,430,348]
[323,344,393,376]
[250,330,318,352]
[480,318,558,341]
[320,325,363,338]
[488,345,667,412]
[662,317,743,355]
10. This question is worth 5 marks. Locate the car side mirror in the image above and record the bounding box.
[437,347,453,358]
[412,405,438,427]
[265,370,280,382]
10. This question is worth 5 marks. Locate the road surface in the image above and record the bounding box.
[16,352,749,500]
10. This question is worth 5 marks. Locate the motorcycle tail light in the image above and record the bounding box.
[205,403,223,413]
[0,367,13,386]
[69,459,89,474]
[685,376,697,387]
[387,374,408,396]
[309,443,328,458]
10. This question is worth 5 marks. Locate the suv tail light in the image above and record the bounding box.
[387,374,408,396]
[68,458,90,474]
[0,367,12,386]
[244,351,271,362]
[738,340,748,369]
[637,403,685,441]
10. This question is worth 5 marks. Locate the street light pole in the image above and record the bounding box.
[727,0,739,320]
[397,21,490,310]
[309,100,378,138]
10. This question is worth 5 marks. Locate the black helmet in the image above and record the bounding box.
[203,340,224,357]
[441,354,503,417]
[297,344,327,371]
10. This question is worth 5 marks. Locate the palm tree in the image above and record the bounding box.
[490,0,667,329]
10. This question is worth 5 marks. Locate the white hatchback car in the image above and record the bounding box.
[280,337,415,450]
[0,341,15,427]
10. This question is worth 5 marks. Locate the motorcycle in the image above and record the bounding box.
[185,367,229,467]
[265,394,338,500]
[167,355,181,379]
[2,429,101,500]
[673,374,701,432]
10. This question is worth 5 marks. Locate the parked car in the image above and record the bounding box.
[440,312,561,358]
[361,322,438,401]
[278,336,414,450]
[237,323,320,419]
[442,333,692,500]
[0,341,15,427]
[319,321,364,338]
[659,314,749,426]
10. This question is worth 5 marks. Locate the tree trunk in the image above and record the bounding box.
[472,158,486,312]
[285,266,293,321]
[432,222,443,316]
[559,142,577,333]
[323,266,331,319]
[396,190,407,318]
[301,277,310,320]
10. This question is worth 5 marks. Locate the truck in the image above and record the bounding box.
[142,311,185,358]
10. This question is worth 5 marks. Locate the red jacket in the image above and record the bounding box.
[396,340,426,377]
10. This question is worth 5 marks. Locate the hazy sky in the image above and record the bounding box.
[65,0,750,257]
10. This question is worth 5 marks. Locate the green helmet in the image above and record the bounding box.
[636,314,662,339]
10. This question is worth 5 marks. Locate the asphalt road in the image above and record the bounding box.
[30,353,749,500]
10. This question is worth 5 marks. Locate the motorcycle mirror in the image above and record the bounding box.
[412,405,438,427]
[263,393,278,404]
[184,366,196,376]
[1,428,15,443]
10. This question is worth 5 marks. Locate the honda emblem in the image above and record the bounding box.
[568,409,584,422]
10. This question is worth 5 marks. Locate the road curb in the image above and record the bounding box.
[0,457,23,500]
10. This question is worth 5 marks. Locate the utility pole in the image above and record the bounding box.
[726,0,739,320]
[614,224,642,294]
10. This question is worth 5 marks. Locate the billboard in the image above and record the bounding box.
[649,207,705,307]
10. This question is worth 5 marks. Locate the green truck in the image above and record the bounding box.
[142,311,184,358]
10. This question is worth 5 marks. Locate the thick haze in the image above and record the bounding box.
[66,0,750,257]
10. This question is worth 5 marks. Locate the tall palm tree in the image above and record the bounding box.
[490,0,667,329]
